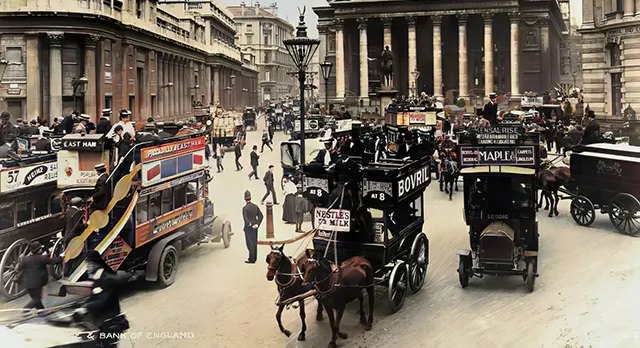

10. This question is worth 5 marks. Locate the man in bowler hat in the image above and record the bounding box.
[242,190,263,264]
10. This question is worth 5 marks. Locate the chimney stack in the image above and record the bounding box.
[240,1,245,16]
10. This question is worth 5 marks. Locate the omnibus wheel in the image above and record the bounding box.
[49,237,65,280]
[458,255,470,288]
[0,239,29,300]
[157,245,179,288]
[570,196,596,227]
[408,233,428,293]
[525,258,536,293]
[608,193,640,237]
[221,220,232,248]
[388,262,407,314]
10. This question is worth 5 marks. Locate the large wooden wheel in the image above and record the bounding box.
[570,196,596,227]
[387,262,407,313]
[408,233,428,293]
[49,237,65,280]
[608,193,640,237]
[0,239,30,300]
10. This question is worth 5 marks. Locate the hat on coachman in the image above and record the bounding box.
[101,108,112,118]
[94,163,106,171]
[489,92,497,99]
[29,241,43,254]
[244,190,251,200]
[79,114,91,121]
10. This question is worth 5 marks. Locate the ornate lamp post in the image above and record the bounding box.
[71,74,89,112]
[320,60,333,113]
[283,7,319,165]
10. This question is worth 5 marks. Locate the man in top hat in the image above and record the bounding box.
[483,92,499,126]
[581,110,601,145]
[74,114,90,134]
[35,130,53,152]
[17,241,62,311]
[90,163,110,211]
[241,190,263,264]
[96,109,112,135]
[74,250,130,347]
[106,109,135,140]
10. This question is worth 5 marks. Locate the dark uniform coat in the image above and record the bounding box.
[250,150,259,167]
[19,254,62,289]
[85,269,128,328]
[96,118,112,135]
[581,119,601,145]
[483,101,498,126]
[92,172,110,211]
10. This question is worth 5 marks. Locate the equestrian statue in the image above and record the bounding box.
[380,46,393,87]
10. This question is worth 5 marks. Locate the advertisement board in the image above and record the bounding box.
[0,161,57,193]
[460,146,536,166]
[135,200,203,247]
[140,137,206,163]
[314,208,351,232]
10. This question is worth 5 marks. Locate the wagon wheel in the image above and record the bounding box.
[387,262,407,313]
[457,255,470,288]
[570,196,596,227]
[49,237,65,280]
[608,193,640,237]
[524,258,536,293]
[408,233,428,293]
[0,239,30,300]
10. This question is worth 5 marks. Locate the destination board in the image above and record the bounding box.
[361,179,393,203]
[460,146,536,166]
[474,126,523,145]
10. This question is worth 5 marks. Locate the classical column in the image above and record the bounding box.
[483,15,494,98]
[583,0,595,28]
[172,58,178,116]
[335,19,345,100]
[84,35,99,119]
[204,65,212,106]
[432,16,443,98]
[540,20,550,91]
[48,33,64,120]
[510,16,520,96]
[213,67,220,105]
[382,17,392,50]
[358,18,369,99]
[457,15,468,99]
[163,56,169,117]
[25,34,41,120]
[158,55,164,117]
[636,0,640,15]
[625,0,634,17]
[407,16,417,96]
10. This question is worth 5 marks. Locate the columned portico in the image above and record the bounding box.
[335,19,345,100]
[432,16,443,98]
[48,33,64,120]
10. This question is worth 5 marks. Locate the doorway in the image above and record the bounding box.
[611,73,622,116]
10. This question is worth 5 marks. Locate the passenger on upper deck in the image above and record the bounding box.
[314,137,338,166]
[106,110,136,140]
[90,163,111,211]
[0,111,16,146]
[96,109,112,135]
[581,110,601,145]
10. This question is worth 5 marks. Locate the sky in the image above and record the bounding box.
[220,0,583,37]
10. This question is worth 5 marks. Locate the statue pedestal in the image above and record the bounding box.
[378,85,398,115]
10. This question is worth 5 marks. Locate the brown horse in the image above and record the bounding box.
[265,245,323,341]
[537,165,572,217]
[301,249,374,348]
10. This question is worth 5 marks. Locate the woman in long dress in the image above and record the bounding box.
[282,176,298,224]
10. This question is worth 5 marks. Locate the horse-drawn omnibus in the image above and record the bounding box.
[456,125,542,292]
[0,153,64,300]
[56,132,232,288]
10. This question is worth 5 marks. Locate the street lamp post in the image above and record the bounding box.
[71,74,89,113]
[320,60,333,114]
[230,74,236,110]
[283,7,319,165]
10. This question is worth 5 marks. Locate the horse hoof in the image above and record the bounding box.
[364,324,372,331]
[297,333,306,341]
[554,211,559,216]
[338,332,348,339]
[284,330,291,337]
[548,213,553,218]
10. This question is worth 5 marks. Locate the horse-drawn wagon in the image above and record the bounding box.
[0,153,64,300]
[568,143,640,236]
[456,125,542,291]
[302,154,431,313]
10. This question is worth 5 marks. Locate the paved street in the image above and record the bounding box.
[98,122,639,348]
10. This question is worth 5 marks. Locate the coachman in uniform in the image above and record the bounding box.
[91,163,110,211]
[483,93,499,126]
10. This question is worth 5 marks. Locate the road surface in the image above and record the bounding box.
[4,120,640,348]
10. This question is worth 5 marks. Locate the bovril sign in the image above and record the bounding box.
[397,165,430,198]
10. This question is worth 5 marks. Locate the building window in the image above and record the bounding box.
[5,47,22,64]
[265,71,270,82]
[616,0,623,12]
[264,51,271,63]
[328,32,336,52]
[246,24,253,32]
[610,44,621,66]
[136,0,144,18]
[105,95,112,109]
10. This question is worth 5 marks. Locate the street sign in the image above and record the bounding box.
[460,146,536,166]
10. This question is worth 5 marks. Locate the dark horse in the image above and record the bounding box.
[440,150,459,200]
[301,249,375,348]
[537,164,572,217]
[266,245,324,341]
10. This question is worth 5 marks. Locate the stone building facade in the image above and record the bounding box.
[314,0,565,108]
[580,0,640,117]
[0,0,258,123]
[558,0,583,91]
[227,2,295,102]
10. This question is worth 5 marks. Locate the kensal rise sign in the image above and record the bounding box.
[397,165,430,198]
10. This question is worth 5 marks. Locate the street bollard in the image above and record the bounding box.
[266,201,274,239]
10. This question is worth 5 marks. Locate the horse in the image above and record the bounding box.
[441,157,460,200]
[537,164,572,217]
[301,249,374,348]
[265,245,324,341]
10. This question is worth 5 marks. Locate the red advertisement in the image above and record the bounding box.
[140,137,206,163]
[102,237,132,271]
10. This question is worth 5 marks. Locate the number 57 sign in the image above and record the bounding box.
[313,208,351,232]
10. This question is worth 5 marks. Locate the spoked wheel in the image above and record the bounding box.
[49,237,65,280]
[408,233,428,293]
[0,239,30,300]
[524,258,536,293]
[570,196,596,227]
[608,193,640,237]
[157,245,179,288]
[388,262,407,313]
[221,220,232,248]
[458,255,470,288]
